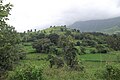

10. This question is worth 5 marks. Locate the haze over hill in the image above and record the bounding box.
[69,16,120,33]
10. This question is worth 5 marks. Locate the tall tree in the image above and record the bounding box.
[58,35,79,69]
[0,1,21,79]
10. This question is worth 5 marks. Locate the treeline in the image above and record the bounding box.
[21,26,120,54]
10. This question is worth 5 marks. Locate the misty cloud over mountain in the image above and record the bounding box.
[7,0,120,32]
[57,0,120,25]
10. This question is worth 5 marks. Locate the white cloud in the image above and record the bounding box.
[5,0,120,32]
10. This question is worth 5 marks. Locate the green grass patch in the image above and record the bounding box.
[26,53,48,60]
[80,53,117,61]
[12,44,120,80]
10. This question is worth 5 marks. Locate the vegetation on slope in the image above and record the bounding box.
[0,0,120,79]
[15,25,120,80]
[69,16,120,33]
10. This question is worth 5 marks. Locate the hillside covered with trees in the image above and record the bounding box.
[0,0,120,80]
[21,25,120,53]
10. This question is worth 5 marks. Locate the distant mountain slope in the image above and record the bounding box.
[100,26,120,34]
[69,17,120,32]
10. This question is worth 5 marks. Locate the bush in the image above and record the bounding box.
[48,55,64,68]
[48,33,59,45]
[8,65,43,80]
[76,41,81,46]
[80,47,86,54]
[90,49,97,54]
[116,53,120,63]
[95,65,120,80]
[96,45,110,53]
[81,40,97,47]
[69,61,84,71]
[16,44,26,60]
[32,38,52,53]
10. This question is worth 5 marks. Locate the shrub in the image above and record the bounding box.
[96,45,110,53]
[8,65,43,80]
[48,55,64,68]
[48,33,59,45]
[74,34,81,40]
[76,41,81,46]
[116,53,120,63]
[69,61,84,71]
[81,39,97,47]
[80,47,86,54]
[90,49,97,54]
[32,38,52,53]
[95,65,120,80]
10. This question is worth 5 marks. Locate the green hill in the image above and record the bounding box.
[69,16,120,33]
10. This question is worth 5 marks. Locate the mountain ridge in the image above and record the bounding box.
[69,16,120,33]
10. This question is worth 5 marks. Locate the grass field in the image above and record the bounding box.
[80,53,118,61]
[18,53,119,80]
[12,44,120,80]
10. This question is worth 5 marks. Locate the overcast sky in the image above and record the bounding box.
[5,0,120,32]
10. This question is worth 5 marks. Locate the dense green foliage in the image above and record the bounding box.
[0,1,25,79]
[32,38,52,53]
[95,65,120,80]
[21,27,115,54]
[8,65,43,80]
